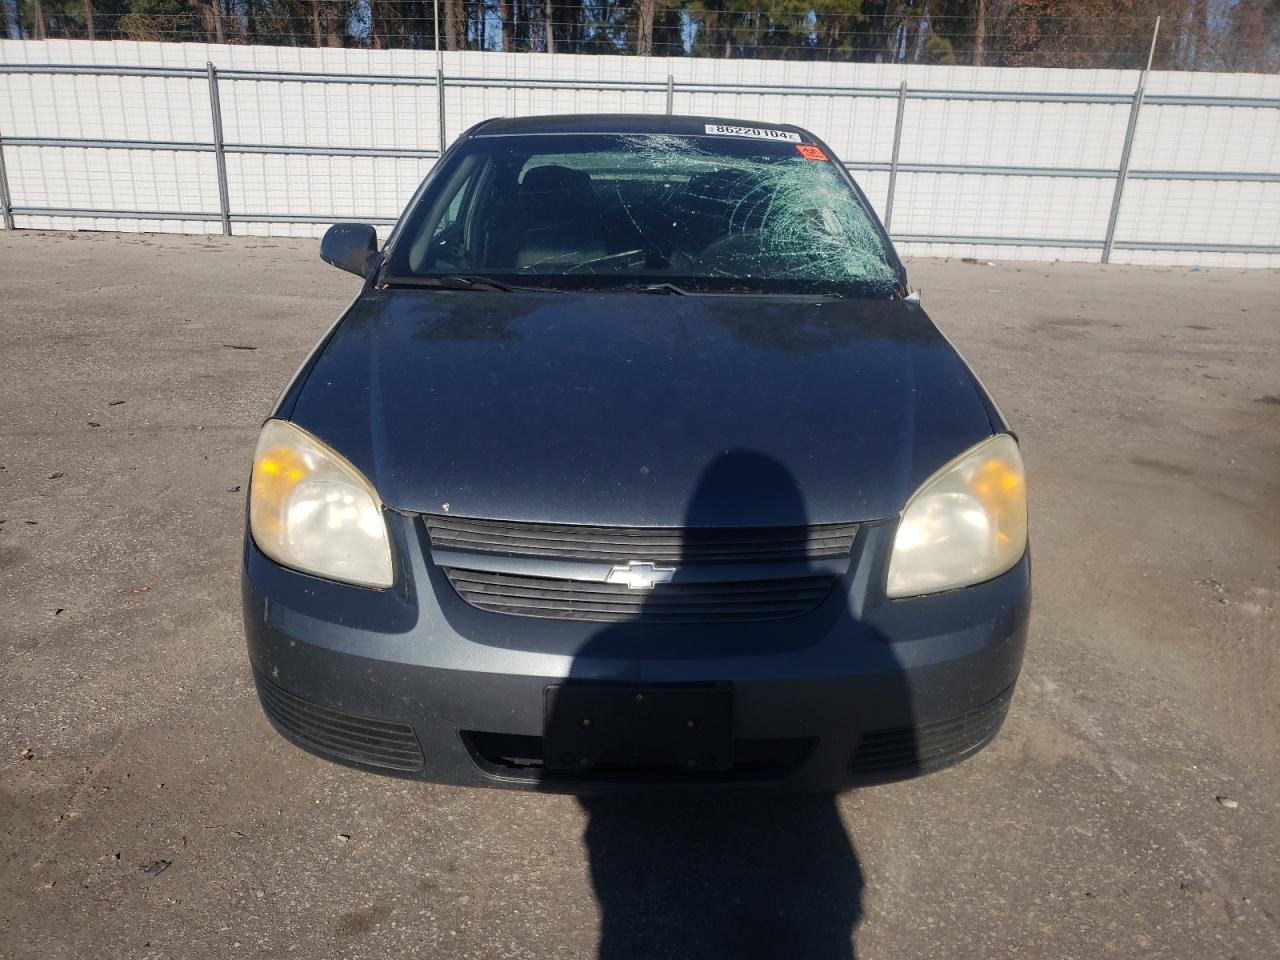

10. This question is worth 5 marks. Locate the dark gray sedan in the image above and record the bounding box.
[241,114,1030,791]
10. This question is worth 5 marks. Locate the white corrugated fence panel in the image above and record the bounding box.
[0,39,1277,266]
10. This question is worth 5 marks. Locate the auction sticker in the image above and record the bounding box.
[704,123,801,143]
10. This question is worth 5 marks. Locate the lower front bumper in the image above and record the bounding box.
[243,516,1030,792]
[252,666,1017,791]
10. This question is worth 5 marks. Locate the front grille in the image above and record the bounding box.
[428,516,858,623]
[441,567,838,623]
[849,685,1014,777]
[255,673,425,772]
[426,516,859,564]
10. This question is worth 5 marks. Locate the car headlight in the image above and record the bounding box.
[249,419,394,588]
[886,433,1027,599]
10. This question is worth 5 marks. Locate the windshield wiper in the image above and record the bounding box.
[635,282,690,295]
[381,275,528,292]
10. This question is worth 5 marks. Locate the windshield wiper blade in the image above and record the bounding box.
[635,282,690,295]
[382,275,523,292]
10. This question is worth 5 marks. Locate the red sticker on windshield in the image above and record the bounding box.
[796,144,829,161]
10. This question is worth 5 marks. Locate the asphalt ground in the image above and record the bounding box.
[1,231,1278,959]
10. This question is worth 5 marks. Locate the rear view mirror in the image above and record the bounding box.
[321,223,379,278]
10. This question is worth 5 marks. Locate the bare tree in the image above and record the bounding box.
[974,0,985,65]
[546,0,555,53]
[636,0,655,55]
[208,0,224,43]
[498,0,512,49]
[444,0,464,49]
[83,0,95,39]
[326,0,343,46]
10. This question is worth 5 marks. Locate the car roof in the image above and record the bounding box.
[470,113,817,144]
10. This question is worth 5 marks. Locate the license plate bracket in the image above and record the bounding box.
[543,685,733,772]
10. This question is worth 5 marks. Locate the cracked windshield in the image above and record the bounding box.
[388,131,902,297]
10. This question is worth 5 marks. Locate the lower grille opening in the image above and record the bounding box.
[255,672,425,772]
[849,684,1014,777]
[462,731,813,784]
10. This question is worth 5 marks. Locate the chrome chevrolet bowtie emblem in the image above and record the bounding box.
[606,561,676,590]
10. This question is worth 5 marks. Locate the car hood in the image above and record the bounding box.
[288,289,997,526]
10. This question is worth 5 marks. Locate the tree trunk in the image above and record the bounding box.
[545,0,554,53]
[83,0,95,39]
[444,0,464,50]
[974,0,985,66]
[636,0,655,56]
[35,0,47,40]
[210,1,224,44]
[499,0,512,51]
[311,1,322,46]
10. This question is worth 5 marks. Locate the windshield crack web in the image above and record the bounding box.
[602,134,900,296]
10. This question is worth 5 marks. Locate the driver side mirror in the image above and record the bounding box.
[320,223,380,278]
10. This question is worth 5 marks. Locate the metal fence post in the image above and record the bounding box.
[1102,86,1145,264]
[206,63,232,236]
[1103,17,1160,264]
[884,81,907,233]
[666,74,674,116]
[0,128,15,231]
[437,70,447,154]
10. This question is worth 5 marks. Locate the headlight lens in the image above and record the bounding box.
[886,434,1027,598]
[249,419,393,588]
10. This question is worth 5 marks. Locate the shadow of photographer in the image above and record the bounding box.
[547,450,880,959]
[579,791,862,959]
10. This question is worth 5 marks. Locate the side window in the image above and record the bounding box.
[433,184,469,240]
[406,156,484,272]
